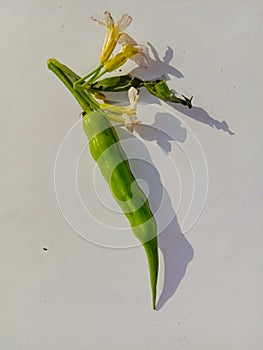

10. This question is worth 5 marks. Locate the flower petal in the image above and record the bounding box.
[118,33,137,46]
[128,87,139,104]
[134,45,148,67]
[135,44,149,56]
[90,16,106,26]
[116,14,132,31]
[104,11,115,28]
[130,52,148,68]
[124,114,134,132]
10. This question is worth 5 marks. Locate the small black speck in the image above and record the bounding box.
[182,50,186,54]
[220,68,223,72]
[119,69,122,72]
[43,247,48,251]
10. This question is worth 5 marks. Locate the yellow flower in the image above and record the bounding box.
[103,39,149,72]
[91,11,132,63]
[119,33,149,68]
[103,52,128,72]
[100,87,140,132]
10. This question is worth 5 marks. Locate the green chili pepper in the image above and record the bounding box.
[47,59,159,309]
[83,111,158,309]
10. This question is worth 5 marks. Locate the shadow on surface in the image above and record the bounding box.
[132,42,235,136]
[135,112,187,154]
[156,216,194,310]
[117,110,193,310]
[131,42,184,81]
[168,102,235,135]
[115,42,234,309]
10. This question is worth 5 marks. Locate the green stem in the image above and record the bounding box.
[47,58,100,112]
[74,67,107,93]
[89,68,107,83]
[76,63,103,85]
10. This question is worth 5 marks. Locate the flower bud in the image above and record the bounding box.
[93,91,106,100]
[104,52,127,72]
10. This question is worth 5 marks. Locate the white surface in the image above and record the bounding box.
[1,0,263,349]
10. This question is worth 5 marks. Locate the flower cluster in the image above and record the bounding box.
[101,86,140,132]
[84,11,150,131]
[92,11,149,70]
[48,11,193,133]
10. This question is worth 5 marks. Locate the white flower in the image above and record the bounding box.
[91,11,148,69]
[104,39,149,72]
[91,11,132,62]
[118,33,149,68]
[128,86,139,111]
[124,87,140,131]
[100,87,140,132]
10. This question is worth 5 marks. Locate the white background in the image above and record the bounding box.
[1,0,263,349]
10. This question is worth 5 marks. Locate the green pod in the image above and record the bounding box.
[144,80,193,108]
[90,74,144,92]
[91,74,193,108]
[83,111,159,309]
